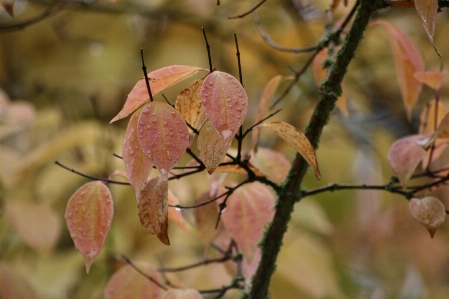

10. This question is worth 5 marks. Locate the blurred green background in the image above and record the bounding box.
[1,0,449,298]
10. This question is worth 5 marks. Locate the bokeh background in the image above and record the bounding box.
[1,0,449,298]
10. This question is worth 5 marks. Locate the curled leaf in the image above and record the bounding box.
[175,77,207,135]
[104,262,162,299]
[221,182,275,261]
[138,176,170,245]
[257,121,320,179]
[65,181,114,273]
[200,71,248,139]
[123,108,153,199]
[387,135,428,187]
[197,121,233,174]
[111,65,209,123]
[409,196,446,238]
[137,101,189,176]
[371,20,425,120]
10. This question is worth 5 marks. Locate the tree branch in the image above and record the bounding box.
[245,1,388,298]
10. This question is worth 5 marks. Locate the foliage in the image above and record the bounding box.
[1,0,449,299]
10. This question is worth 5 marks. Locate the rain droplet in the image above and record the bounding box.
[170,112,176,118]
[175,207,183,211]
[163,121,168,127]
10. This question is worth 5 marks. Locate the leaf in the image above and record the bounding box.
[0,264,38,299]
[5,201,61,254]
[0,0,15,17]
[197,121,233,174]
[371,20,425,120]
[200,71,248,139]
[419,99,447,135]
[192,190,223,244]
[409,196,446,238]
[111,66,209,123]
[436,112,449,138]
[252,75,293,152]
[175,77,207,135]
[414,0,438,44]
[168,189,187,233]
[138,176,170,245]
[414,71,446,91]
[163,289,202,299]
[104,262,162,299]
[250,147,291,183]
[137,101,189,176]
[256,121,321,179]
[65,181,114,273]
[221,182,275,261]
[123,108,153,199]
[312,48,349,117]
[387,135,427,187]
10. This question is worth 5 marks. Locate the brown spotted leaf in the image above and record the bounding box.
[65,181,114,273]
[111,66,209,123]
[257,121,320,179]
[123,108,153,199]
[200,71,248,139]
[409,196,446,238]
[253,75,293,152]
[175,77,207,135]
[387,135,428,187]
[414,71,446,91]
[137,101,189,177]
[164,289,202,299]
[138,176,170,245]
[371,20,425,120]
[197,121,233,174]
[221,182,275,261]
[104,262,162,299]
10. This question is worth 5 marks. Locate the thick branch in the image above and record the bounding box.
[245,1,387,298]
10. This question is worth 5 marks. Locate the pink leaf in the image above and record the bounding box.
[371,20,425,120]
[250,147,291,183]
[409,196,446,238]
[138,176,170,245]
[200,71,248,139]
[137,101,189,176]
[175,77,208,135]
[257,121,321,179]
[111,66,209,123]
[123,108,153,199]
[197,121,233,174]
[221,182,275,261]
[65,181,114,273]
[192,190,223,244]
[163,289,202,299]
[104,262,162,299]
[387,135,428,187]
[5,201,61,254]
[0,264,38,299]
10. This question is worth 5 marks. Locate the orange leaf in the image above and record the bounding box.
[436,112,449,138]
[414,0,438,44]
[65,181,114,273]
[5,201,61,254]
[387,135,428,187]
[253,75,293,152]
[0,264,38,299]
[104,262,162,299]
[137,101,189,176]
[168,189,187,233]
[409,196,446,238]
[163,289,202,299]
[257,121,321,179]
[414,71,446,91]
[138,176,170,245]
[175,77,207,135]
[250,147,291,183]
[200,71,248,139]
[111,66,209,123]
[221,182,275,261]
[197,121,233,174]
[419,99,447,135]
[371,20,425,120]
[123,108,153,199]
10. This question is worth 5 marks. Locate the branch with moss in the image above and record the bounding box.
[244,1,388,298]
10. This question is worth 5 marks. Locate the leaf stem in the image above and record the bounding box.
[140,49,154,102]
[203,27,213,73]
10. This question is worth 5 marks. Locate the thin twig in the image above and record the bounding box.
[228,0,267,19]
[118,255,168,291]
[203,27,213,73]
[55,161,130,185]
[141,49,154,102]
